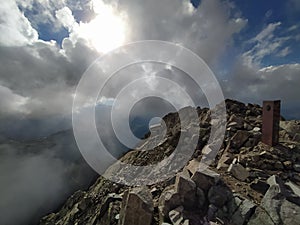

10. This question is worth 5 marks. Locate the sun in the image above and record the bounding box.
[78,0,127,53]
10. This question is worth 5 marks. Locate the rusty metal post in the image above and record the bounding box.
[262,100,281,146]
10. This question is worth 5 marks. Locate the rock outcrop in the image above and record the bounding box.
[39,99,300,225]
[119,187,153,225]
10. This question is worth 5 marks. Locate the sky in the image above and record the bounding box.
[0,0,300,139]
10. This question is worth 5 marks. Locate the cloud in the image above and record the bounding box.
[0,150,67,225]
[0,130,97,225]
[0,43,73,114]
[0,37,99,138]
[55,6,77,31]
[224,58,300,118]
[221,18,300,119]
[0,1,38,46]
[241,22,291,67]
[54,2,129,53]
[0,85,29,116]
[0,0,249,138]
[118,0,247,64]
[277,46,291,57]
[15,0,68,30]
[254,22,282,42]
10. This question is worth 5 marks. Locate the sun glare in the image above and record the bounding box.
[78,0,127,53]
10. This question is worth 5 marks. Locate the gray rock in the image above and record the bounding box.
[244,123,253,131]
[119,187,153,225]
[191,169,220,191]
[159,186,181,223]
[230,130,251,149]
[249,175,300,225]
[207,204,218,221]
[99,193,122,218]
[250,179,270,194]
[226,194,244,217]
[175,172,196,196]
[274,161,284,170]
[168,206,184,225]
[294,164,300,172]
[228,121,238,127]
[182,219,190,225]
[228,114,244,129]
[280,120,300,137]
[286,181,300,197]
[267,175,285,187]
[217,152,234,170]
[228,163,249,181]
[100,201,121,225]
[175,172,197,209]
[253,127,261,132]
[185,159,200,175]
[244,138,258,148]
[292,173,300,183]
[249,184,283,224]
[293,133,300,142]
[280,199,300,224]
[231,199,256,225]
[208,185,230,207]
[247,207,275,225]
[78,197,91,212]
[196,187,206,208]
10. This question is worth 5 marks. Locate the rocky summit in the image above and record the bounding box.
[39,99,300,225]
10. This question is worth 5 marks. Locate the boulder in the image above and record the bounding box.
[228,163,249,181]
[119,187,153,225]
[99,193,122,219]
[217,151,234,170]
[207,204,218,221]
[168,206,184,225]
[174,172,197,209]
[175,172,196,195]
[230,130,251,149]
[280,120,300,137]
[228,114,244,129]
[208,185,230,207]
[191,169,220,191]
[185,159,201,175]
[231,199,256,225]
[280,199,300,224]
[158,186,181,223]
[196,187,206,208]
[294,164,300,172]
[248,176,300,225]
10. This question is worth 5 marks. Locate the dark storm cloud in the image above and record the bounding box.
[0,39,99,137]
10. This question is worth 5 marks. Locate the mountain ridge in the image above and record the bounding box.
[38,99,300,225]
